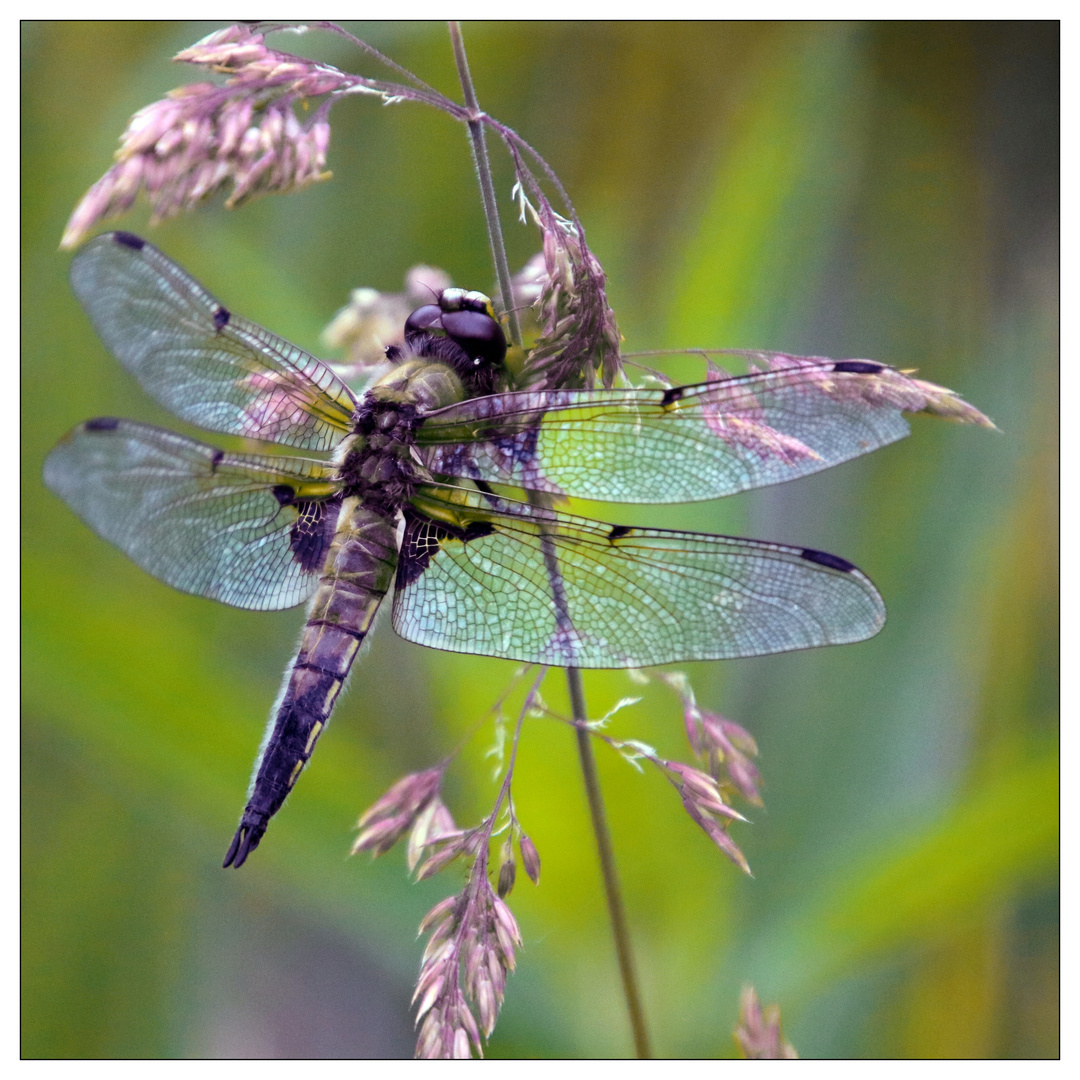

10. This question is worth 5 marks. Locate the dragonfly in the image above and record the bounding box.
[44,231,992,868]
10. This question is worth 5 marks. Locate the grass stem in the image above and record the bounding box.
[568,667,653,1059]
[449,22,522,348]
[449,22,650,1058]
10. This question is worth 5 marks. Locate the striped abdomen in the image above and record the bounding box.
[223,498,399,868]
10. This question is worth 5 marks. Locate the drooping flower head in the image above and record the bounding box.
[61,24,392,249]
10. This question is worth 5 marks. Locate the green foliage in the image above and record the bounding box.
[22,21,1057,1058]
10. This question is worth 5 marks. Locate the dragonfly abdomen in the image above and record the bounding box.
[223,500,400,868]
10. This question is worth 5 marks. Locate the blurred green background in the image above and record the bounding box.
[22,22,1057,1058]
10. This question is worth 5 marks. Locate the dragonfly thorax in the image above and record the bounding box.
[341,356,473,516]
[338,401,421,517]
[369,357,466,411]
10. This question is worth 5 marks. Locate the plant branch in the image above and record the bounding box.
[568,668,652,1059]
[449,21,522,348]
[448,23,649,1057]
[311,21,443,93]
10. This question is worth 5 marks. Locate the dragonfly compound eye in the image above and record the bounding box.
[403,294,507,374]
[440,308,507,367]
[403,303,444,339]
[439,287,496,316]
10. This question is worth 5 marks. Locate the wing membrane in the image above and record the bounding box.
[392,486,885,668]
[70,232,357,450]
[417,355,992,503]
[44,419,343,610]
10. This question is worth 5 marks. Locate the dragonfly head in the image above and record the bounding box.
[402,289,507,396]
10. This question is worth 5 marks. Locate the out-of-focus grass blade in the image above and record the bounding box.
[667,22,868,349]
[748,748,1058,1001]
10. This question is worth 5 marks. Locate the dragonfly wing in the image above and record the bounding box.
[416,355,993,503]
[69,232,357,450]
[44,418,343,610]
[391,486,885,668]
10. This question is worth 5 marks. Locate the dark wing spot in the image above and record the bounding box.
[210,449,224,472]
[272,484,295,506]
[289,496,341,574]
[213,305,231,330]
[396,511,438,589]
[833,360,884,375]
[112,231,145,250]
[800,547,856,573]
[84,417,120,432]
[462,521,496,543]
[396,509,495,589]
[608,524,633,542]
[661,385,685,406]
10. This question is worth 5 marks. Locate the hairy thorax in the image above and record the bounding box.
[336,358,467,518]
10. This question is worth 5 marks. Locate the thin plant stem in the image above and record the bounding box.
[448,22,651,1059]
[448,21,522,348]
[567,667,653,1059]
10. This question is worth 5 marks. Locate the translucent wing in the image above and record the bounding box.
[416,355,993,504]
[392,486,885,668]
[44,418,344,610]
[69,232,357,450]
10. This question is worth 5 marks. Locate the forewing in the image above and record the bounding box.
[392,487,885,668]
[44,419,343,610]
[416,354,992,503]
[69,232,357,450]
